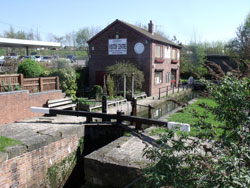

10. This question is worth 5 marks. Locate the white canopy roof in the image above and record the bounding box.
[0,37,60,48]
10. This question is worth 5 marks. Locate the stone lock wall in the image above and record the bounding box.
[0,90,63,126]
[0,135,82,188]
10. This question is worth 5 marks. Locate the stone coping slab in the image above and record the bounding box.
[0,115,85,161]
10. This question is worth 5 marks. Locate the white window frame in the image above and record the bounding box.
[155,45,163,58]
[154,71,163,84]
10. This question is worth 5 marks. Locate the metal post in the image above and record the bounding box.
[166,86,168,96]
[86,115,92,123]
[177,84,179,93]
[172,87,174,94]
[103,74,107,96]
[136,122,142,130]
[131,98,137,117]
[148,104,153,119]
[131,73,134,98]
[123,74,126,99]
[25,46,29,56]
[76,98,79,111]
[102,95,107,114]
[158,88,161,99]
[117,110,122,124]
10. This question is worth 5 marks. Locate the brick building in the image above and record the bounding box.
[88,19,181,96]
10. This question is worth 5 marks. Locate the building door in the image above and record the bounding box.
[171,69,177,88]
[95,71,105,86]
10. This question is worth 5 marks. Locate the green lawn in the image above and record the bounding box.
[0,136,22,152]
[167,98,224,136]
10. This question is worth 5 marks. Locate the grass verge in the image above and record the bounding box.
[0,136,22,152]
[167,98,224,136]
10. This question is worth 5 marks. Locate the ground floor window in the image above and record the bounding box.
[154,71,163,84]
[166,72,170,83]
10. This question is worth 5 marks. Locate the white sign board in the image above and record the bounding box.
[108,39,127,55]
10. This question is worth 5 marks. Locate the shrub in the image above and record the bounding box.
[89,85,103,100]
[17,59,43,78]
[52,58,71,69]
[106,75,114,99]
[48,69,77,100]
[75,66,89,90]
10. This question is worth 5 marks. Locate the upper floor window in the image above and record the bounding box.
[164,46,171,59]
[171,48,177,60]
[155,45,163,58]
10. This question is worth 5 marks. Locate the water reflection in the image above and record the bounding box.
[138,92,198,119]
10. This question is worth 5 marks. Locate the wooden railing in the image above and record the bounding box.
[158,84,191,99]
[0,74,59,93]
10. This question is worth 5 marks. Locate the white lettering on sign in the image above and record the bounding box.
[108,39,127,55]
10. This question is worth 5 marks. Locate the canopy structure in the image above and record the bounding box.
[0,37,61,55]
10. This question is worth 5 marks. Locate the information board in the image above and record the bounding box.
[108,39,127,55]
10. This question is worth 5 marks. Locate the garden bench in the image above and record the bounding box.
[47,97,76,110]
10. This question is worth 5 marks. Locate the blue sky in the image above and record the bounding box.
[0,0,249,43]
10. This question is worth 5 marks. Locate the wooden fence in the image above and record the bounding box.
[0,74,59,93]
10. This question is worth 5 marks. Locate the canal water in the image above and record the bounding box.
[64,91,199,188]
[137,91,199,120]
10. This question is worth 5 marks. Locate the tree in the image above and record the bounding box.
[227,12,250,61]
[107,60,144,93]
[181,42,207,78]
[76,28,90,47]
[4,26,15,38]
[142,76,250,187]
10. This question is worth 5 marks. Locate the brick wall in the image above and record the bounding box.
[0,135,79,188]
[150,43,180,96]
[0,90,63,126]
[88,21,151,95]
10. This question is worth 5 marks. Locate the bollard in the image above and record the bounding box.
[178,84,179,93]
[166,86,168,96]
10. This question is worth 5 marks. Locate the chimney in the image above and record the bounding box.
[148,20,154,34]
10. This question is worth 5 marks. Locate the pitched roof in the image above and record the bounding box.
[88,19,181,48]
